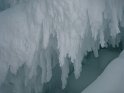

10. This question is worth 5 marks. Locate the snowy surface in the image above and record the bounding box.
[82,50,124,93]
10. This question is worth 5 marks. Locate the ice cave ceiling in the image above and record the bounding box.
[0,0,124,93]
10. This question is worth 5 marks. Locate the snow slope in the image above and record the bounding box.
[82,50,124,93]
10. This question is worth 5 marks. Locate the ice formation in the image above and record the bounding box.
[65,48,121,93]
[0,0,124,93]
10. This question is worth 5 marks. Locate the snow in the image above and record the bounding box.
[64,48,120,93]
[0,0,124,93]
[81,50,124,93]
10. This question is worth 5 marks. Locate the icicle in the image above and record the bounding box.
[73,60,82,79]
[40,51,47,84]
[45,49,52,82]
[61,58,69,89]
[87,0,105,40]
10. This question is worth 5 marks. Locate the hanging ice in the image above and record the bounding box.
[0,0,124,93]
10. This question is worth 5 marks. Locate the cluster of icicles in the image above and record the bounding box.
[40,0,124,89]
[0,0,124,93]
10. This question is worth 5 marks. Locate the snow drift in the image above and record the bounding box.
[81,50,124,93]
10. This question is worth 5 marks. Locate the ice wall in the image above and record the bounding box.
[0,0,124,93]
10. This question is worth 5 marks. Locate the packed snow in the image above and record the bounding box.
[81,50,124,93]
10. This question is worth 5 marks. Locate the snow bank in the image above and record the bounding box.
[82,50,124,93]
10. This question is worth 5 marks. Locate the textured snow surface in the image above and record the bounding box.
[0,0,124,93]
[81,50,124,93]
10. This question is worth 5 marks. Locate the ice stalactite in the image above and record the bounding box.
[0,0,124,92]
[61,58,69,89]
